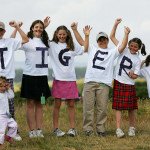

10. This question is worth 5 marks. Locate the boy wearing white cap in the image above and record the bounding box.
[0,20,28,141]
[71,20,130,136]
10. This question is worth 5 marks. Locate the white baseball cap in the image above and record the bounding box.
[0,21,5,30]
[96,32,108,41]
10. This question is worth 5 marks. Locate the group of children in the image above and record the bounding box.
[0,17,150,145]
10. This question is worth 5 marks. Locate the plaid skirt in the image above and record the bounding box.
[52,80,79,100]
[112,79,138,110]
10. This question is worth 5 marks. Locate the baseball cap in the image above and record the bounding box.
[0,21,5,30]
[96,32,108,41]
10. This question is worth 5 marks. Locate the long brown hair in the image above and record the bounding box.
[27,20,49,48]
[51,25,74,50]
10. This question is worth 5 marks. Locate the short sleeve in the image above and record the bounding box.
[10,38,22,51]
[134,59,141,75]
[20,39,35,51]
[72,43,84,56]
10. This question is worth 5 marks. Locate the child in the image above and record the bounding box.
[140,55,150,98]
[71,19,130,136]
[0,76,17,145]
[110,19,147,138]
[19,20,51,138]
[44,17,85,137]
[0,20,29,141]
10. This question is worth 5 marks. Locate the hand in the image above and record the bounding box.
[114,18,122,26]
[18,21,23,27]
[124,26,130,34]
[83,25,92,36]
[44,16,50,28]
[9,21,18,28]
[128,70,134,78]
[71,22,78,30]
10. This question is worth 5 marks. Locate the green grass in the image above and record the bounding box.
[1,81,150,150]
[2,99,150,150]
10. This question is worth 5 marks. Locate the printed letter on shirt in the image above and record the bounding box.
[118,56,132,76]
[0,47,8,69]
[92,50,108,70]
[35,47,48,68]
[59,48,71,66]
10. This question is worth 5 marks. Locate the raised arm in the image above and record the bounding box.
[110,18,122,46]
[118,26,130,53]
[43,16,51,29]
[10,22,23,38]
[83,25,92,52]
[9,21,28,44]
[71,22,84,46]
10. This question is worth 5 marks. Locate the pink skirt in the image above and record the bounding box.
[52,80,79,99]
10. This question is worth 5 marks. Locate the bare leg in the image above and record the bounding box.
[53,99,61,129]
[35,101,43,129]
[26,100,36,130]
[67,99,75,128]
[128,110,136,127]
[116,110,122,129]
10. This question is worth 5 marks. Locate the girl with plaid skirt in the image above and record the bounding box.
[110,18,147,138]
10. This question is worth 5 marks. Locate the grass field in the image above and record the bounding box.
[1,80,150,150]
[1,98,150,150]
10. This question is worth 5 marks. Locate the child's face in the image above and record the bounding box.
[97,37,109,49]
[0,79,6,93]
[32,23,44,38]
[0,29,5,39]
[56,29,67,43]
[128,42,139,54]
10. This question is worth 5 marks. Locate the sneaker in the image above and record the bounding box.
[36,129,44,138]
[5,135,13,143]
[13,134,22,141]
[84,130,94,136]
[97,132,106,137]
[116,128,125,138]
[128,127,135,137]
[67,128,77,137]
[53,128,65,137]
[29,130,37,138]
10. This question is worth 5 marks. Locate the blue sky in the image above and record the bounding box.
[0,0,150,67]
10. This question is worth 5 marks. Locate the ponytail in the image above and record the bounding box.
[141,43,146,56]
[145,55,150,67]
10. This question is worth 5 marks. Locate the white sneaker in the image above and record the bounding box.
[67,128,77,137]
[13,134,22,141]
[53,128,65,137]
[36,129,44,138]
[29,130,37,138]
[116,128,125,138]
[128,127,135,137]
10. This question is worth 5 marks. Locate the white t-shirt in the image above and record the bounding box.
[140,65,150,98]
[84,44,120,86]
[0,38,22,79]
[114,48,141,85]
[49,41,84,81]
[0,89,14,116]
[21,38,49,76]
